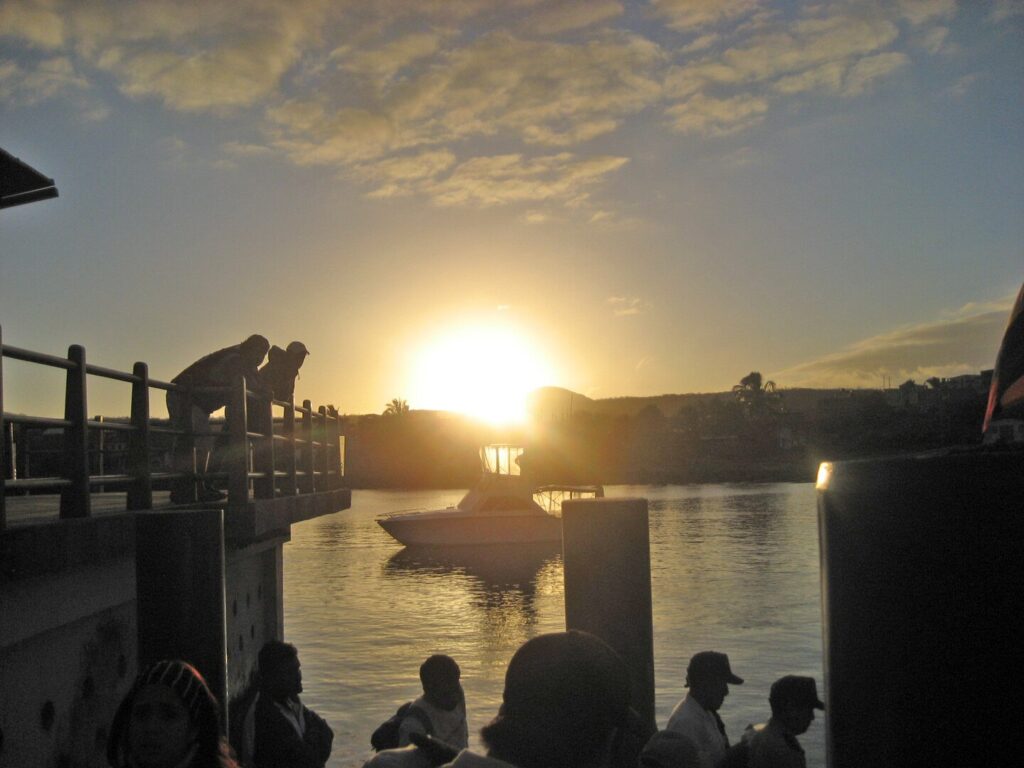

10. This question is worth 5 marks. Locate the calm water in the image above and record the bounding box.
[283,483,824,768]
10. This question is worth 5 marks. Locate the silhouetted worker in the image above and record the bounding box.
[398,655,469,750]
[242,640,333,768]
[259,341,310,402]
[639,730,701,768]
[167,334,269,503]
[744,676,823,768]
[665,652,744,768]
[439,630,632,768]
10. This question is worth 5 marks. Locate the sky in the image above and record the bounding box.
[1,0,1022,421]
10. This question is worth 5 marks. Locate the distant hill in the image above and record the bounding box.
[527,385,863,419]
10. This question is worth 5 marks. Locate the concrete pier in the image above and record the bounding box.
[562,497,655,730]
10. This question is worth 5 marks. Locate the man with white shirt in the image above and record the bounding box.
[397,655,469,750]
[247,640,334,768]
[665,651,744,768]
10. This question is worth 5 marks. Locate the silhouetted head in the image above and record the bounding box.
[639,730,701,768]
[420,654,463,711]
[481,630,631,768]
[259,641,303,700]
[685,651,743,712]
[107,659,224,768]
[769,676,823,736]
[240,335,270,368]
[285,341,310,363]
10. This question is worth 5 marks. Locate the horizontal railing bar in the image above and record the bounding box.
[148,379,179,393]
[87,420,135,433]
[1,344,76,370]
[88,474,133,486]
[4,477,72,490]
[2,414,72,429]
[149,425,185,436]
[83,363,139,384]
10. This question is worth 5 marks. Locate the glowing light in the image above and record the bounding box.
[410,325,557,425]
[816,462,833,490]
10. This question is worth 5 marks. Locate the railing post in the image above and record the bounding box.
[171,385,198,504]
[1,324,6,530]
[253,389,275,500]
[330,412,343,490]
[282,399,297,496]
[300,400,314,494]
[60,344,90,519]
[316,406,328,492]
[226,376,249,506]
[128,362,153,510]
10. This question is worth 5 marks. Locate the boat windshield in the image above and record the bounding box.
[480,445,524,476]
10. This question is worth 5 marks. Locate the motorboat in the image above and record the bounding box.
[377,444,603,546]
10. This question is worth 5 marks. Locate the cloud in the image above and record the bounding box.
[916,26,952,56]
[608,295,647,316]
[421,152,629,207]
[651,0,762,32]
[896,0,957,27]
[773,299,1013,388]
[666,92,768,136]
[520,0,624,35]
[0,56,88,105]
[336,32,446,82]
[0,0,66,48]
[842,51,908,97]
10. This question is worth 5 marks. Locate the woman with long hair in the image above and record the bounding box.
[107,659,238,768]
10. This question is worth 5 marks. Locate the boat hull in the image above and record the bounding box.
[378,512,562,546]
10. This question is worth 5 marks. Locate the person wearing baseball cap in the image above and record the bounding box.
[745,676,823,768]
[665,651,744,768]
[258,341,310,402]
[441,630,632,768]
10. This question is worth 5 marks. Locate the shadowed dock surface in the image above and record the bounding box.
[5,491,207,525]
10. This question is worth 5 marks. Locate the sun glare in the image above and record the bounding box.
[410,325,557,425]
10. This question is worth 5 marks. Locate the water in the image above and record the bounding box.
[283,483,824,767]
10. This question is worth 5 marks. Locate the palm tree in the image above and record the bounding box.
[383,398,409,416]
[732,371,780,418]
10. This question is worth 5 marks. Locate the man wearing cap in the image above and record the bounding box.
[665,651,744,768]
[259,340,310,402]
[441,630,632,768]
[746,676,823,768]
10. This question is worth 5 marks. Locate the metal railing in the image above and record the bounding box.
[0,325,345,531]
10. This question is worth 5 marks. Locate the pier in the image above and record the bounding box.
[0,326,351,768]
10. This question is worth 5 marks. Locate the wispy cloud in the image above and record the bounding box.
[773,298,1014,388]
[608,295,648,316]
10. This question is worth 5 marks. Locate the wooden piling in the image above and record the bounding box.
[562,496,656,731]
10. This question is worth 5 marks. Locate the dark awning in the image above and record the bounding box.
[0,147,59,210]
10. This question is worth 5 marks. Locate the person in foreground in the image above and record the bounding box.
[744,676,823,768]
[397,654,469,749]
[243,640,334,768]
[665,651,744,768]
[440,629,632,768]
[107,659,238,768]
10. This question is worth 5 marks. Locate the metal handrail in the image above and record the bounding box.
[1,327,346,531]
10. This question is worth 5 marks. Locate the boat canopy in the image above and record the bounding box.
[480,445,524,477]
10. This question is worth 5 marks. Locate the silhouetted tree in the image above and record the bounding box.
[732,372,780,419]
[383,398,409,416]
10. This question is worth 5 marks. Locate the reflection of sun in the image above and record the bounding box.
[410,325,557,425]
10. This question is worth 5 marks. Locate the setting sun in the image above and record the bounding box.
[409,325,558,425]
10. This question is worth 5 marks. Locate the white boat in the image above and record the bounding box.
[377,444,603,546]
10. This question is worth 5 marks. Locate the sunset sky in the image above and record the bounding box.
[2,0,1021,420]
